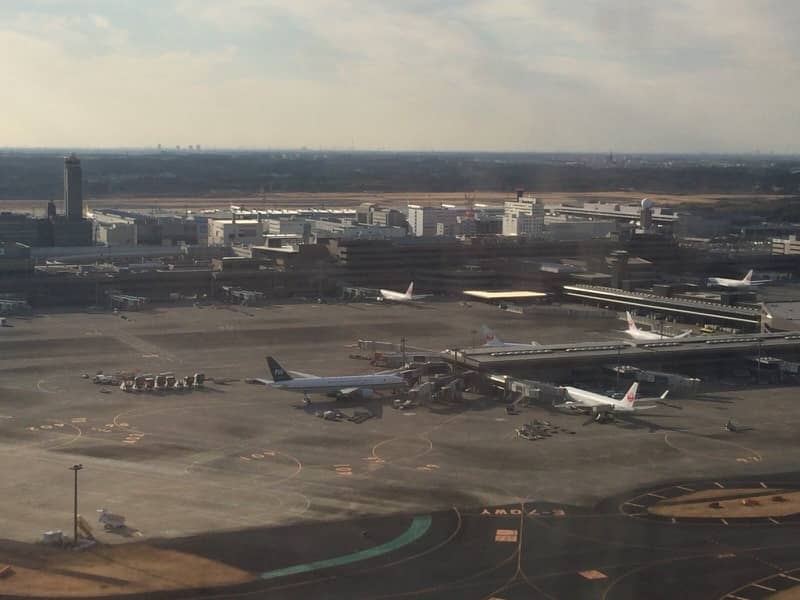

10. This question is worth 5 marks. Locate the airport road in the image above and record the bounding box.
[1,302,800,598]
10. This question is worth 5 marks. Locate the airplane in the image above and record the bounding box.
[706,270,769,289]
[258,356,408,404]
[480,325,540,349]
[558,382,668,424]
[622,311,691,341]
[378,282,431,302]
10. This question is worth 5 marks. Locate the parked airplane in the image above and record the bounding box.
[707,270,769,289]
[378,282,431,302]
[259,357,407,404]
[480,325,540,349]
[622,312,691,341]
[559,382,668,424]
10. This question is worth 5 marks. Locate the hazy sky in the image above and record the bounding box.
[2,0,798,152]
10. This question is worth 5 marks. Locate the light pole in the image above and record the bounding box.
[757,338,763,384]
[69,464,83,544]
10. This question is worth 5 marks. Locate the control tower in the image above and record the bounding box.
[63,154,83,221]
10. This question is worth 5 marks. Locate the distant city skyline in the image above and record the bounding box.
[2,1,799,153]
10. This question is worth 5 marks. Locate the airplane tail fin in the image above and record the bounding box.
[405,282,414,297]
[622,382,639,406]
[266,357,292,382]
[743,270,753,283]
[480,324,502,346]
[626,311,638,331]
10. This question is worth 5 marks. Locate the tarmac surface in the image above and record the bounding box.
[2,300,800,598]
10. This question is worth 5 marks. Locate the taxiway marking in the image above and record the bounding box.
[495,529,518,543]
[579,570,607,580]
[260,515,432,580]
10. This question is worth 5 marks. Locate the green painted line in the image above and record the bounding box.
[260,515,432,580]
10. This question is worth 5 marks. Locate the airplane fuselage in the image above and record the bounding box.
[624,327,665,341]
[270,374,406,394]
[562,386,636,413]
[707,278,752,289]
[379,290,414,302]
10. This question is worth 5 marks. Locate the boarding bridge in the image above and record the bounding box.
[485,373,545,404]
[108,293,148,310]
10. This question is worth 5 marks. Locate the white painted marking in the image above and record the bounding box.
[647,492,666,499]
[726,594,749,600]
[781,573,800,583]
[677,485,694,492]
[626,502,645,508]
[721,518,729,525]
[769,517,780,525]
[751,583,776,592]
[714,481,725,488]
[760,482,767,489]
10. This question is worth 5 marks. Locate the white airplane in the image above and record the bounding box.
[258,357,407,404]
[378,282,431,302]
[622,312,691,341]
[559,382,668,423]
[480,325,540,349]
[707,270,769,289]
